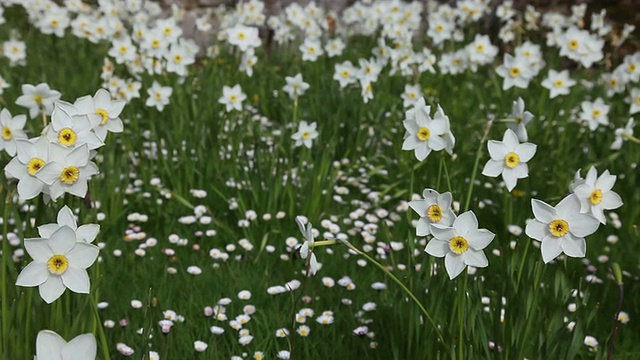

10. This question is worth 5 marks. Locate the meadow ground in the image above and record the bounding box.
[1,0,639,359]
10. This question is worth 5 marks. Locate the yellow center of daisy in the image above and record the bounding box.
[509,67,521,77]
[33,94,43,105]
[436,24,443,32]
[237,32,246,40]
[426,204,443,222]
[554,80,564,88]
[119,45,127,54]
[152,39,160,48]
[448,235,469,254]
[96,109,109,125]
[627,63,636,73]
[417,127,430,141]
[164,27,172,36]
[174,54,182,63]
[47,254,69,275]
[57,128,77,146]
[592,109,601,118]
[51,20,59,28]
[301,131,311,139]
[589,189,603,205]
[476,44,484,52]
[27,158,45,175]
[504,152,520,168]
[229,95,237,103]
[1,126,12,140]
[549,219,569,237]
[60,166,80,184]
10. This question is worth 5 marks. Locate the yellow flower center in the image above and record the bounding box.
[33,94,44,105]
[164,27,172,36]
[627,63,636,73]
[509,67,521,77]
[554,80,564,88]
[635,96,640,105]
[51,20,59,28]
[549,219,569,237]
[417,127,430,141]
[448,235,469,254]
[476,44,484,53]
[60,166,80,184]
[301,131,311,139]
[57,128,77,146]
[436,24,443,33]
[229,95,237,103]
[308,47,316,54]
[592,109,601,118]
[174,54,182,63]
[504,152,520,168]
[47,254,69,275]
[152,39,160,48]
[589,189,603,205]
[237,32,246,40]
[568,40,579,50]
[27,158,45,175]
[95,109,109,125]
[1,126,12,140]
[119,45,127,54]
[426,204,443,222]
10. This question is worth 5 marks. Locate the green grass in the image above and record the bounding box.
[1,2,640,359]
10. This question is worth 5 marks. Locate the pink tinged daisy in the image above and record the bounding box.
[38,205,100,243]
[0,108,27,156]
[35,143,99,201]
[402,98,449,161]
[573,167,623,224]
[35,330,97,360]
[427,211,495,280]
[541,69,576,99]
[291,121,319,149]
[15,83,62,119]
[4,137,50,201]
[482,129,537,192]
[408,188,456,237]
[69,89,125,142]
[16,225,100,303]
[507,97,533,142]
[45,105,104,150]
[525,194,600,263]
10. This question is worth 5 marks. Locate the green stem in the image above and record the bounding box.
[339,239,450,356]
[90,295,111,360]
[463,120,493,212]
[517,260,545,359]
[457,273,468,359]
[2,189,10,357]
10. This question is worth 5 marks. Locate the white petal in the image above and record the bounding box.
[76,224,100,243]
[444,253,466,279]
[540,236,563,263]
[65,243,99,269]
[531,199,555,223]
[61,266,90,294]
[62,334,97,360]
[36,330,65,360]
[453,211,478,237]
[24,238,53,262]
[424,239,448,257]
[601,191,623,210]
[525,220,547,241]
[16,262,49,287]
[56,206,77,229]
[468,229,494,250]
[561,235,586,258]
[482,160,503,177]
[463,249,488,268]
[49,226,77,255]
[567,214,599,238]
[39,276,67,304]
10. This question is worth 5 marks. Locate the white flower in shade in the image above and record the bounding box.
[541,69,576,99]
[324,38,345,57]
[295,216,321,276]
[525,194,600,263]
[579,97,609,131]
[0,108,27,156]
[194,340,208,352]
[402,98,451,161]
[408,188,456,237]
[427,211,495,279]
[282,73,310,100]
[482,129,537,192]
[628,87,640,115]
[573,167,623,224]
[291,121,318,149]
[35,143,99,201]
[507,97,533,142]
[299,37,323,62]
[67,88,125,142]
[45,104,104,150]
[35,330,96,360]
[584,335,599,348]
[38,205,100,244]
[218,85,246,112]
[401,84,423,109]
[226,25,261,52]
[145,81,173,111]
[611,118,635,150]
[16,225,100,303]
[4,137,49,201]
[15,82,62,119]
[0,75,10,94]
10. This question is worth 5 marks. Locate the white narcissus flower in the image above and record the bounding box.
[408,188,456,237]
[282,73,310,100]
[145,81,173,112]
[35,330,97,360]
[16,225,100,303]
[573,167,623,224]
[218,84,246,113]
[610,118,635,150]
[541,69,576,99]
[495,54,534,90]
[3,137,50,201]
[507,97,533,142]
[628,87,640,115]
[427,211,495,279]
[38,205,100,243]
[0,108,27,156]
[15,82,62,119]
[45,104,104,150]
[295,216,321,276]
[482,129,537,192]
[35,143,99,201]
[401,98,450,161]
[291,121,318,149]
[67,88,125,142]
[579,97,609,131]
[525,194,600,263]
